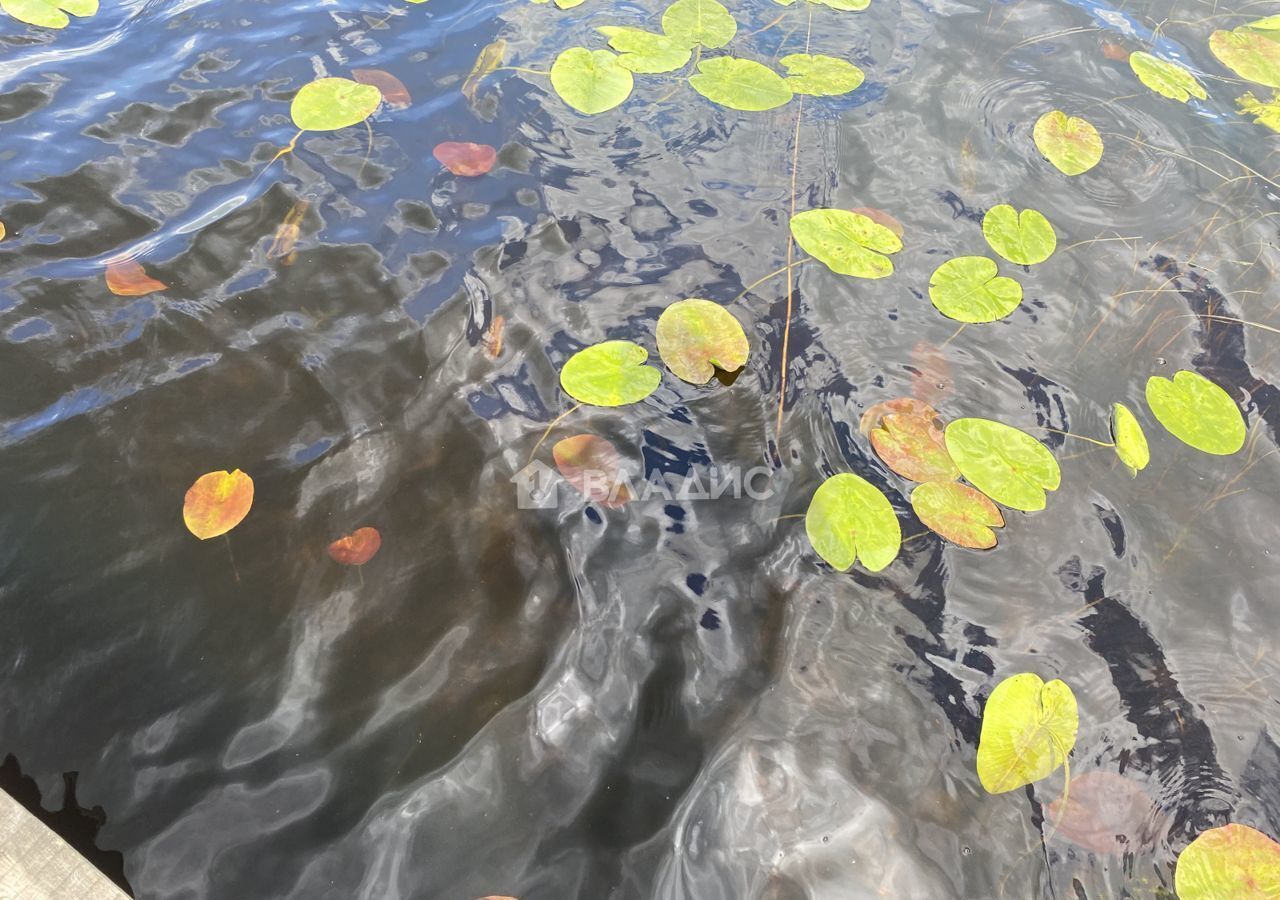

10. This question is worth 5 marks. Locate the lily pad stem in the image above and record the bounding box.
[224,534,241,583]
[1044,427,1113,448]
[732,257,812,303]
[497,66,550,76]
[528,403,583,463]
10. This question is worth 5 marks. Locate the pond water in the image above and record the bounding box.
[3,0,1280,896]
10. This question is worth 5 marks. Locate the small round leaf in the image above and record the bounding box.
[790,208,902,278]
[291,78,382,131]
[183,469,254,540]
[977,673,1078,794]
[1145,370,1245,455]
[779,53,865,96]
[805,473,901,573]
[946,418,1061,512]
[1129,51,1207,102]
[910,481,1004,549]
[982,205,1056,266]
[328,527,382,565]
[688,57,793,111]
[1110,402,1150,475]
[1033,110,1103,176]
[655,299,749,384]
[929,256,1022,323]
[550,48,633,115]
[1175,823,1280,899]
[560,340,661,407]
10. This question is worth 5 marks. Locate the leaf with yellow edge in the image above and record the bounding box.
[1110,402,1149,475]
[1238,90,1280,131]
[1175,824,1280,900]
[977,673,1078,794]
[1129,51,1207,102]
[910,481,1003,549]
[183,470,254,540]
[655,299,749,384]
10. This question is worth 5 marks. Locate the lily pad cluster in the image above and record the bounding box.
[928,204,1055,323]
[548,0,865,114]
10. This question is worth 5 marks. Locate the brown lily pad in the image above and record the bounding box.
[910,481,1003,549]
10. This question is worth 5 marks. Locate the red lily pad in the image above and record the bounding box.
[1047,771,1164,855]
[328,527,382,565]
[433,141,497,176]
[553,435,632,507]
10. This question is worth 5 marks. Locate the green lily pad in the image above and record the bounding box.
[929,256,1022,323]
[550,48,633,115]
[779,54,865,96]
[910,481,1004,549]
[1238,91,1280,131]
[772,0,870,9]
[1145,370,1245,455]
[1244,15,1280,33]
[982,205,1056,266]
[869,412,960,483]
[532,0,585,7]
[560,340,661,406]
[661,0,736,49]
[597,26,691,74]
[805,473,901,573]
[689,58,793,111]
[655,299,749,384]
[977,673,1078,794]
[1110,402,1150,475]
[946,418,1061,512]
[290,78,383,131]
[1175,824,1280,900]
[790,208,902,278]
[1,0,94,27]
[1129,51,1207,102]
[1211,29,1280,88]
[1033,110,1103,176]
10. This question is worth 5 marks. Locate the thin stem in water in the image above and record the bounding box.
[527,403,583,463]
[1044,427,1113,448]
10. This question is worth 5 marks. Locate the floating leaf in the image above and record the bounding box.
[1047,772,1163,855]
[550,48,633,115]
[267,199,308,264]
[911,340,953,405]
[661,0,736,49]
[183,470,254,540]
[105,259,167,296]
[597,26,691,74]
[1100,41,1129,61]
[1110,402,1149,475]
[1175,823,1280,899]
[850,207,903,237]
[779,53,865,96]
[328,527,382,565]
[946,418,1060,512]
[1032,110,1103,176]
[982,205,1056,266]
[463,40,507,102]
[688,58,792,111]
[928,256,1022,323]
[1238,91,1280,131]
[655,299,749,384]
[1244,15,1280,34]
[553,435,632,507]
[910,481,1004,549]
[804,473,901,573]
[1145,370,1245,455]
[351,68,411,108]
[484,314,505,359]
[532,0,585,7]
[1,0,95,28]
[789,208,902,278]
[976,673,1078,794]
[1210,29,1280,88]
[859,397,936,435]
[1129,51,1206,102]
[560,340,661,407]
[291,77,382,131]
[869,412,959,483]
[772,0,869,9]
[433,141,497,176]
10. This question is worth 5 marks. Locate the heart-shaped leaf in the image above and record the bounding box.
[462,40,506,103]
[929,256,1022,322]
[859,397,937,434]
[1238,91,1280,131]
[433,141,497,176]
[946,418,1061,512]
[550,48,633,115]
[655,299,749,384]
[689,58,793,111]
[1047,772,1163,855]
[790,208,903,278]
[911,481,1003,549]
[1145,370,1245,455]
[779,53,865,96]
[183,469,254,540]
[328,527,382,565]
[560,340,661,407]
[105,259,167,297]
[1,0,94,28]
[661,0,736,49]
[977,673,1078,794]
[1211,28,1280,88]
[1033,110,1103,176]
[1110,402,1149,475]
[1129,51,1207,102]
[982,205,1056,266]
[597,26,691,73]
[805,473,901,573]
[869,412,959,483]
[351,69,411,108]
[553,434,632,507]
[291,77,382,131]
[1175,824,1280,899]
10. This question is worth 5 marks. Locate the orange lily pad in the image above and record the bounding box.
[183,469,254,540]
[553,434,631,507]
[106,259,166,296]
[433,141,497,176]
[910,481,1003,549]
[1175,823,1280,899]
[1047,771,1163,855]
[328,526,382,565]
[869,412,959,483]
[351,68,411,108]
[858,397,937,435]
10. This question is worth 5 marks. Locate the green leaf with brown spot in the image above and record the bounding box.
[1033,110,1103,176]
[1211,28,1280,88]
[655,299,749,384]
[910,481,1004,549]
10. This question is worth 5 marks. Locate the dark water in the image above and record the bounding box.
[3,0,1280,896]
